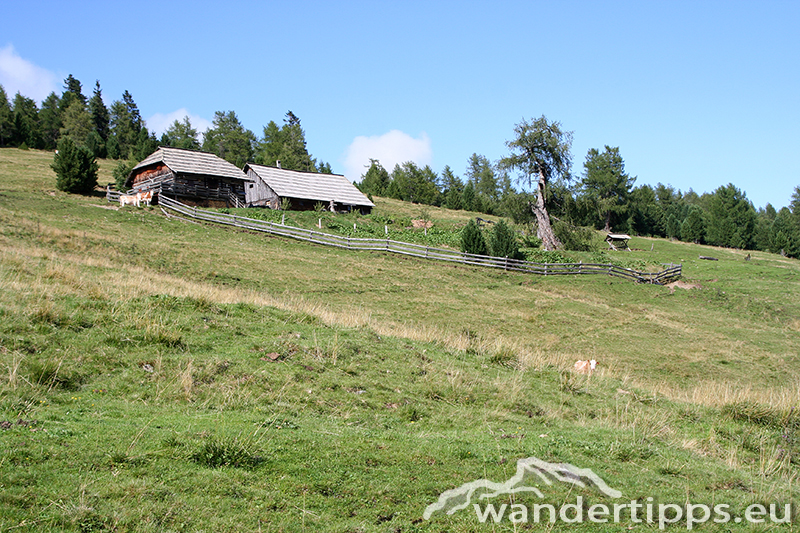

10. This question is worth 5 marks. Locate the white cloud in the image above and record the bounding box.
[146,108,212,140]
[342,130,432,183]
[0,44,59,103]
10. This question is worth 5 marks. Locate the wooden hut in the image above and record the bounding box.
[126,147,251,207]
[243,163,375,214]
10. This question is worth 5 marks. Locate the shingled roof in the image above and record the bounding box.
[129,147,249,183]
[244,163,375,207]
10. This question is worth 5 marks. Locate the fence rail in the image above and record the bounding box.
[153,195,681,284]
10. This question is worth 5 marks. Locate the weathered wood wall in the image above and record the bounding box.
[244,168,279,208]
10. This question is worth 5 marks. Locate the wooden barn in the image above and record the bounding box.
[126,147,251,207]
[243,163,375,214]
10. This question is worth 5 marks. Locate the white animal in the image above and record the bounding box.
[119,193,139,207]
[573,359,597,374]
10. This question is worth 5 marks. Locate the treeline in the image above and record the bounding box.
[357,148,800,258]
[2,75,798,257]
[0,75,331,190]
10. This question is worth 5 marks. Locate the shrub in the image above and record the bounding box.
[489,219,523,260]
[460,219,488,255]
[52,137,99,194]
[553,219,597,251]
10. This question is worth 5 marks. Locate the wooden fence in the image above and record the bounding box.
[148,195,682,284]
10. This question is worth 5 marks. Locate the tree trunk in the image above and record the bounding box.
[531,171,562,251]
[604,210,611,233]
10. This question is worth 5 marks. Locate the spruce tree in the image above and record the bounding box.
[489,219,523,259]
[0,85,13,147]
[461,218,488,256]
[52,137,98,194]
[39,92,62,150]
[109,90,144,159]
[359,159,390,196]
[254,111,316,172]
[462,182,476,211]
[680,206,705,243]
[88,81,110,142]
[12,93,42,149]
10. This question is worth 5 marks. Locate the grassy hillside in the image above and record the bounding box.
[0,148,798,532]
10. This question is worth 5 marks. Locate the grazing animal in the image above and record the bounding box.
[573,359,597,374]
[139,190,154,206]
[119,194,140,207]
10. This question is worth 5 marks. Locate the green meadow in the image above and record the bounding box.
[0,148,798,532]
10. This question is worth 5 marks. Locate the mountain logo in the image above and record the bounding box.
[423,456,621,520]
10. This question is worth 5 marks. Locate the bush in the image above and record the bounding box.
[489,219,523,260]
[553,220,597,251]
[460,219,488,255]
[52,137,99,194]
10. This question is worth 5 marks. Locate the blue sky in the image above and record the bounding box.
[2,0,798,209]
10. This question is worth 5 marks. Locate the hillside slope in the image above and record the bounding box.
[0,148,798,531]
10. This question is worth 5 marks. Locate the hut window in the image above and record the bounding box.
[207,178,219,189]
[249,184,254,188]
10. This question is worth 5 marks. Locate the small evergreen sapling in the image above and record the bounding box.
[52,137,98,194]
[460,218,488,256]
[489,219,523,260]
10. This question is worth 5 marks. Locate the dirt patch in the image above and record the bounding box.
[91,204,119,211]
[665,280,702,294]
[411,219,433,229]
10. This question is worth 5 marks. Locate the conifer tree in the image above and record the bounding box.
[12,93,41,148]
[59,74,87,114]
[358,159,390,196]
[461,218,488,256]
[163,116,200,150]
[52,137,98,194]
[88,81,110,142]
[680,206,705,243]
[0,85,13,147]
[255,111,316,172]
[59,100,92,146]
[109,90,144,159]
[500,116,573,251]
[202,110,256,168]
[489,219,523,259]
[39,92,62,150]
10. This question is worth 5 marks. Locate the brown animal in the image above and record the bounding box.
[139,190,154,206]
[573,359,597,374]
